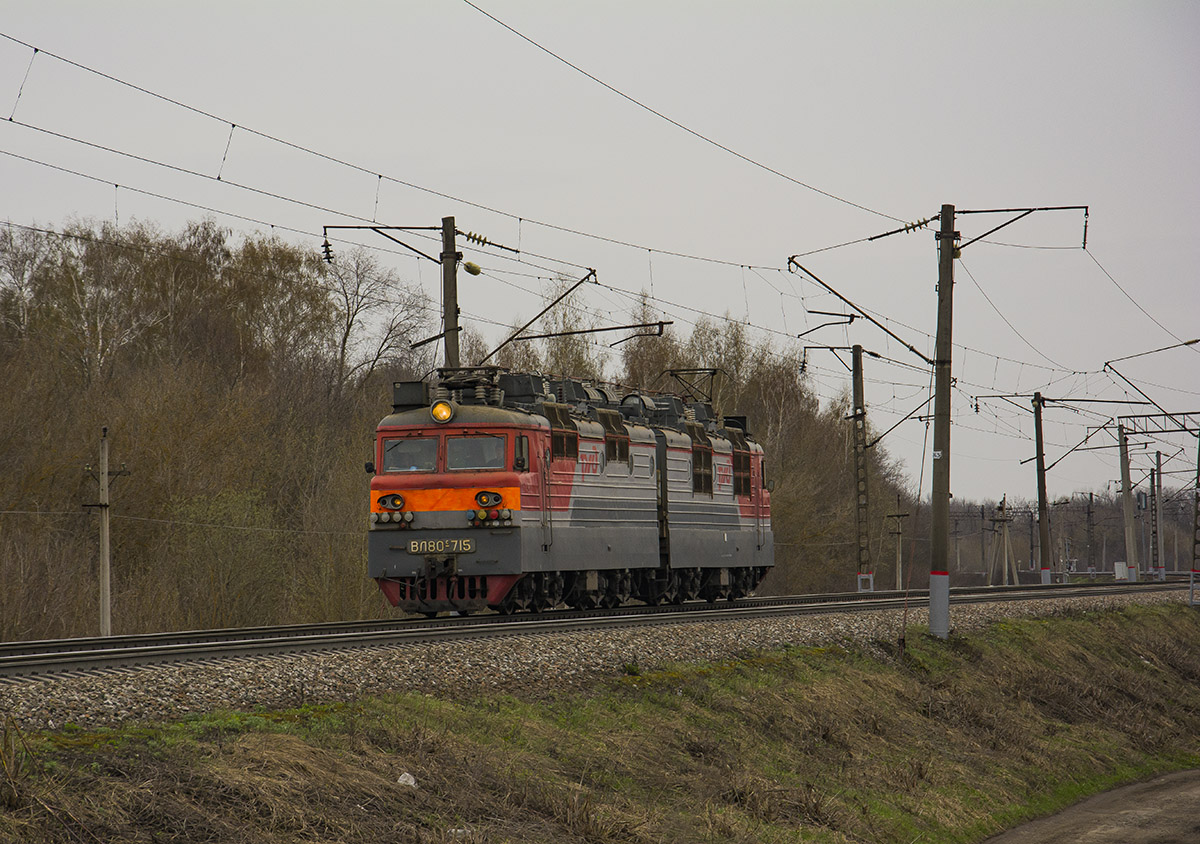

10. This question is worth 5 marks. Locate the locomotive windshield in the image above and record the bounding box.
[447,435,506,471]
[382,437,437,473]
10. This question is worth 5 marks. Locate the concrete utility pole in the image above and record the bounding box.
[85,427,128,637]
[99,429,112,637]
[1028,511,1035,569]
[888,494,911,591]
[986,513,1000,585]
[1173,520,1179,573]
[1193,440,1200,606]
[440,215,461,368]
[953,519,961,574]
[851,344,874,591]
[986,500,1019,586]
[1154,452,1166,581]
[1033,392,1052,585]
[1118,424,1138,581]
[980,505,988,573]
[1087,492,1096,576]
[929,204,957,638]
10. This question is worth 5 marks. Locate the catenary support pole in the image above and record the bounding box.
[1033,392,1052,584]
[441,216,460,369]
[929,204,956,638]
[852,344,873,591]
[1119,423,1138,581]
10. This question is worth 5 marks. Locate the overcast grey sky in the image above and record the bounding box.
[1,1,1197,503]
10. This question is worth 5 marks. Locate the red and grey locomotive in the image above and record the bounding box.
[367,367,773,614]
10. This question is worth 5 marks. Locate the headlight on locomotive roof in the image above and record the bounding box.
[377,493,404,510]
[430,399,456,423]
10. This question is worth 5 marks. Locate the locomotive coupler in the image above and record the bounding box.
[424,554,458,580]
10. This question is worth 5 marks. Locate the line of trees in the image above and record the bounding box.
[9,218,1178,641]
[1,220,433,639]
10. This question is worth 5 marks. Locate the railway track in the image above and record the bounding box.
[0,580,1184,681]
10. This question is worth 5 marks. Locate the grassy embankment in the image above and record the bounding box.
[3,602,1199,843]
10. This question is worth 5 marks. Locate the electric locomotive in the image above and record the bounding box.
[366,367,772,614]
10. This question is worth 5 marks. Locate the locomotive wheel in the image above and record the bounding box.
[729,568,746,601]
[700,568,729,603]
[597,572,617,609]
[565,571,598,610]
[495,591,517,614]
[530,572,563,613]
[598,571,630,609]
[678,568,700,602]
[667,570,685,605]
[613,569,632,607]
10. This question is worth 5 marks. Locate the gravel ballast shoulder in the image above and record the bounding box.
[0,592,1186,732]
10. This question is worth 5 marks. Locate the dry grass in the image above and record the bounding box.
[2,604,1200,844]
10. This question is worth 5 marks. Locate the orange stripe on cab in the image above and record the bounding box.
[371,487,521,513]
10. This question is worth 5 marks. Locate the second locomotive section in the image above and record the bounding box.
[368,368,773,614]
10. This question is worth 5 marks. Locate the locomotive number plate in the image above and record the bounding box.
[407,538,475,555]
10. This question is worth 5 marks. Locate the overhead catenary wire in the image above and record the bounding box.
[1086,248,1200,355]
[3,25,1193,426]
[0,73,1187,474]
[0,29,820,274]
[456,2,903,224]
[0,119,1112,390]
[958,260,1071,371]
[2,41,1195,513]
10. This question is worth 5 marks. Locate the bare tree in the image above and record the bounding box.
[323,246,430,395]
[38,222,167,384]
[0,224,51,345]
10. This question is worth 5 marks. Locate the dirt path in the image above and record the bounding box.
[983,769,1200,843]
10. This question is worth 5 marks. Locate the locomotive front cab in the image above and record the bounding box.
[367,398,544,614]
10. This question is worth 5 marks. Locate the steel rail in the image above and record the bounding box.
[0,581,1183,680]
[0,579,1135,658]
